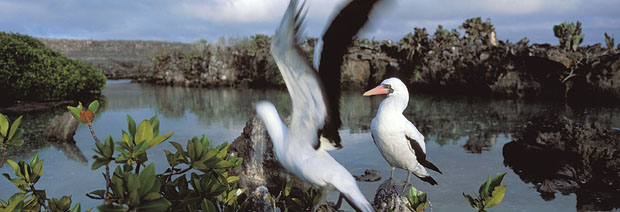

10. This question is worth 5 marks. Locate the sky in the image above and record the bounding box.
[1,0,619,45]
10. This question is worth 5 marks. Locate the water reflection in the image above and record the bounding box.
[3,80,620,211]
[503,114,620,211]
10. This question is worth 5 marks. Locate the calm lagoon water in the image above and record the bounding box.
[1,79,619,211]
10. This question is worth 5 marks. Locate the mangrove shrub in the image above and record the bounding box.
[0,32,106,104]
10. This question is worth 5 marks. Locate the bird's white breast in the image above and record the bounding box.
[371,113,420,171]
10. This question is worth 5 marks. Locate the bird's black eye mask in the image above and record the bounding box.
[383,84,394,93]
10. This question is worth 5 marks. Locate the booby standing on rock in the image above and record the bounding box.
[255,0,380,211]
[364,78,442,186]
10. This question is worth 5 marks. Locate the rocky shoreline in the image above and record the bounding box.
[40,37,619,103]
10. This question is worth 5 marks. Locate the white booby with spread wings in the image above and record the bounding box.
[255,0,380,211]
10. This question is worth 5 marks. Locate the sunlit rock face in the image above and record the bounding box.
[503,115,620,211]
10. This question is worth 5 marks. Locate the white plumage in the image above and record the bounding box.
[365,78,442,185]
[255,0,373,211]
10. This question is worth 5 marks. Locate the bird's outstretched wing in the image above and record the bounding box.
[317,0,381,149]
[271,0,326,149]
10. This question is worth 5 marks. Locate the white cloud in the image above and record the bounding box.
[175,0,287,23]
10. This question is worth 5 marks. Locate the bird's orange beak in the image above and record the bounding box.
[363,85,390,96]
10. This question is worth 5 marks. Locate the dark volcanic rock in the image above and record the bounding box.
[372,179,410,212]
[503,116,620,211]
[228,115,311,193]
[354,169,382,182]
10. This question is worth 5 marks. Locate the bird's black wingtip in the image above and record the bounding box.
[419,176,438,186]
[422,160,443,175]
[316,128,343,150]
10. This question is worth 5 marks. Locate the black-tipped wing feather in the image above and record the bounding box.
[318,0,381,148]
[406,135,443,174]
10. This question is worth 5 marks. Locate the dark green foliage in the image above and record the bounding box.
[0,32,106,103]
[553,21,584,51]
[95,164,171,212]
[288,187,323,211]
[463,172,508,212]
[160,136,247,212]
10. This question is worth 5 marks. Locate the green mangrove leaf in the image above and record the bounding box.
[97,203,128,212]
[463,193,479,210]
[91,159,107,170]
[147,132,173,149]
[285,179,293,197]
[143,192,161,201]
[69,202,81,212]
[6,160,20,176]
[135,120,153,145]
[479,174,491,198]
[0,114,8,138]
[7,116,22,141]
[121,131,132,145]
[127,174,140,206]
[139,164,156,197]
[88,100,99,114]
[488,172,507,195]
[226,176,240,184]
[67,106,81,122]
[31,159,43,182]
[484,185,508,209]
[2,195,26,212]
[137,198,170,212]
[216,144,229,159]
[126,115,136,138]
[7,129,24,146]
[216,160,236,169]
[200,198,216,212]
[170,142,186,158]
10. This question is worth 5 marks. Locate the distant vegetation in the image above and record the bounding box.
[0,32,106,105]
[139,17,619,102]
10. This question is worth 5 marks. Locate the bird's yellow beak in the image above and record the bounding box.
[363,85,390,96]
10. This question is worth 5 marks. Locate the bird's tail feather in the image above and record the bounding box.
[417,175,438,186]
[255,101,287,148]
[332,178,373,212]
[421,160,443,174]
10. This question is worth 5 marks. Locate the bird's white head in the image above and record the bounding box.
[363,77,409,112]
[363,77,408,98]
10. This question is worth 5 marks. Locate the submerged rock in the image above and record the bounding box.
[354,169,382,182]
[43,112,79,142]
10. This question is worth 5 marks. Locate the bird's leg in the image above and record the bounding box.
[311,189,326,212]
[332,193,344,211]
[406,172,411,184]
[390,167,395,180]
[401,172,412,194]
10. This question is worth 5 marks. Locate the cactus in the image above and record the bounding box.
[604,32,615,54]
[553,21,585,51]
[459,17,497,46]
[432,25,461,45]
[400,27,429,60]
